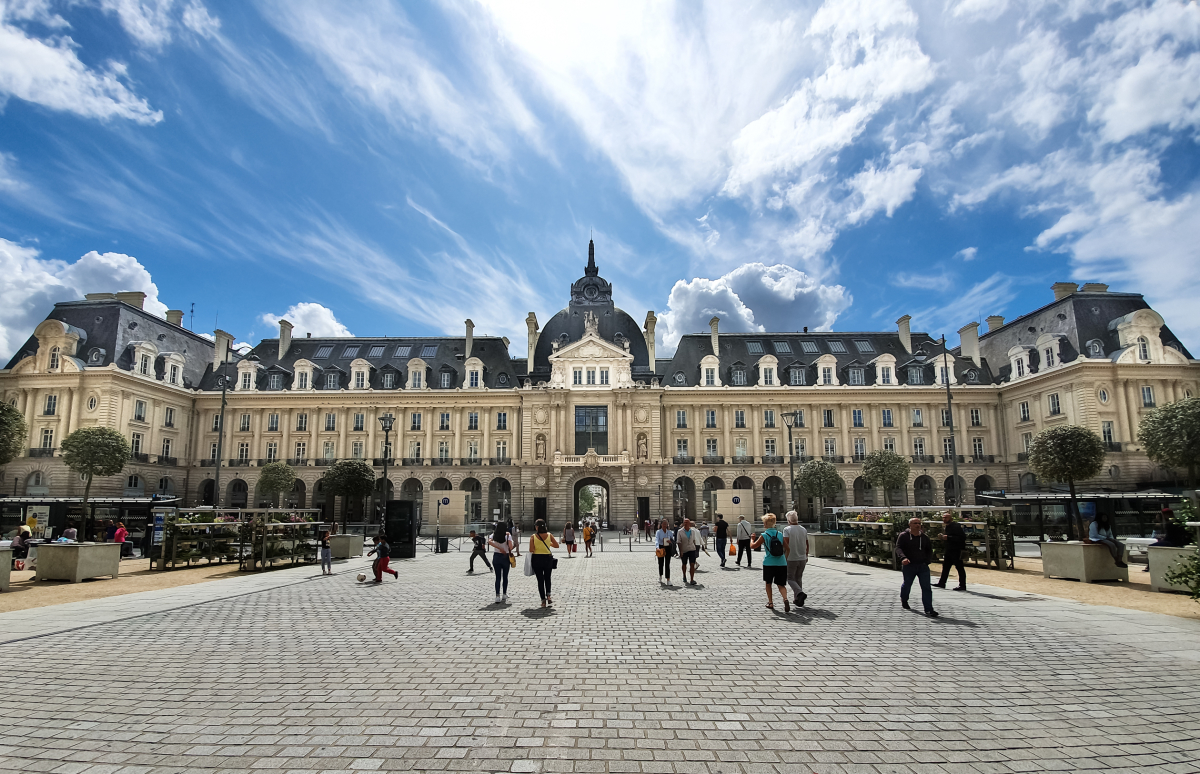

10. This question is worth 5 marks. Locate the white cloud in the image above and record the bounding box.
[954,247,978,261]
[0,13,163,124]
[98,0,175,48]
[844,159,925,224]
[891,270,954,291]
[181,1,219,38]
[657,263,851,350]
[0,239,168,360]
[260,302,352,338]
[0,152,26,194]
[909,273,1018,342]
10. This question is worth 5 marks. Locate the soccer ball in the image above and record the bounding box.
[357,573,367,582]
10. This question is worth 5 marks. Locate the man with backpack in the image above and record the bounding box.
[750,513,789,612]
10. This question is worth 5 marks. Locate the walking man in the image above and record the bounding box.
[897,518,938,617]
[934,511,967,590]
[676,518,701,585]
[735,515,754,568]
[783,511,808,607]
[467,529,492,573]
[714,513,729,568]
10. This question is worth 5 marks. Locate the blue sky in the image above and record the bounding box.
[1,0,1199,360]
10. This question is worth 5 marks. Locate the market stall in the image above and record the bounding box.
[831,506,1016,570]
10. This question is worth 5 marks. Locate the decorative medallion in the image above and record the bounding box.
[637,475,648,486]
[534,408,548,424]
[634,407,649,423]
[535,475,547,487]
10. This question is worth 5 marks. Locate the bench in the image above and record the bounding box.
[1148,546,1195,593]
[1041,541,1129,583]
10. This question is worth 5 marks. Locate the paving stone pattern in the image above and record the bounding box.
[2,544,1199,774]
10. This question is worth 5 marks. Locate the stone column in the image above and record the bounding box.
[1124,382,1140,447]
[281,410,291,462]
[23,388,38,450]
[722,405,732,460]
[338,408,348,459]
[482,408,492,460]
[691,403,700,459]
[751,403,761,461]
[252,408,263,462]
[424,405,434,461]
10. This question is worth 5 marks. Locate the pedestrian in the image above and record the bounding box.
[319,530,333,575]
[934,511,967,590]
[467,529,492,573]
[113,521,128,559]
[367,535,398,583]
[489,522,514,604]
[699,520,710,550]
[655,518,675,585]
[750,513,789,612]
[1088,512,1128,568]
[529,519,560,607]
[783,511,808,607]
[645,519,653,541]
[676,518,701,585]
[105,519,117,542]
[897,518,938,617]
[511,522,521,557]
[63,521,78,541]
[583,522,595,558]
[714,513,729,568]
[562,522,576,558]
[735,515,754,567]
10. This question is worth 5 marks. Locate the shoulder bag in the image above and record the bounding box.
[538,535,559,569]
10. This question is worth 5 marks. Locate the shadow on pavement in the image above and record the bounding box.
[928,614,977,627]
[521,606,556,619]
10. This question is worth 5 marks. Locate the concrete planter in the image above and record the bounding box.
[35,543,121,583]
[329,534,363,560]
[0,548,10,591]
[808,533,845,559]
[1149,546,1196,593]
[1041,541,1128,583]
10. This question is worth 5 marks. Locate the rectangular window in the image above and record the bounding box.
[880,366,892,385]
[411,412,422,431]
[764,410,775,428]
[790,367,806,385]
[421,345,438,358]
[44,394,57,415]
[438,441,450,460]
[1022,432,1032,452]
[367,345,385,358]
[353,413,364,431]
[296,413,308,431]
[341,345,359,359]
[676,410,687,429]
[409,441,422,459]
[746,341,764,354]
[241,372,252,390]
[497,412,508,430]
[169,365,180,385]
[324,373,338,389]
[823,409,835,428]
[676,438,689,457]
[134,400,147,422]
[972,437,984,457]
[794,410,805,428]
[1102,421,1114,444]
[801,341,818,354]
[130,432,142,454]
[1142,386,1155,407]
[762,367,774,386]
[848,368,864,385]
[913,437,925,457]
[703,367,715,386]
[910,408,922,427]
[587,369,596,385]
[852,408,863,428]
[354,371,366,389]
[468,412,479,430]
[325,413,336,432]
[792,438,806,457]
[854,340,875,353]
[600,369,609,385]
[298,372,309,389]
[706,438,718,456]
[1044,348,1055,368]
[574,406,609,455]
[269,373,282,390]
[212,414,222,432]
[773,341,791,354]
[1019,401,1030,422]
[267,413,279,432]
[734,410,745,428]
[439,412,450,431]
[309,345,332,359]
[467,439,479,460]
[821,367,833,385]
[240,413,251,432]
[41,428,54,448]
[411,370,423,389]
[395,345,411,357]
[164,406,175,428]
[970,408,982,426]
[939,366,949,384]
[881,408,893,427]
[824,438,837,457]
[706,409,716,428]
[139,353,150,375]
[495,440,508,460]
[239,442,250,462]
[210,442,219,460]
[942,409,952,427]
[735,438,748,457]
[943,437,955,458]
[826,340,846,354]
[853,438,865,458]
[1048,393,1061,415]
[469,370,479,388]
[323,441,335,460]
[352,441,364,459]
[440,372,451,388]
[883,437,895,453]
[732,369,747,386]
[573,369,583,385]
[382,371,396,389]
[266,441,278,461]
[908,367,924,385]
[764,438,776,456]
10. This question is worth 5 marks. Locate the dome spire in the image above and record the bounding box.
[585,238,598,277]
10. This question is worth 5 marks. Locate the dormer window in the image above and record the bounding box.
[1016,358,1025,377]
[762,367,774,386]
[469,370,480,388]
[848,368,864,385]
[383,371,396,389]
[822,367,833,385]
[731,367,747,386]
[880,366,892,385]
[269,373,283,390]
[411,371,423,389]
[169,365,180,385]
[354,371,366,389]
[241,372,252,390]
[139,354,151,375]
[1137,336,1149,360]
[1087,340,1104,358]
[49,347,60,370]
[1044,348,1055,368]
[298,372,309,389]
[789,367,806,385]
[324,373,338,389]
[440,371,452,388]
[908,367,924,385]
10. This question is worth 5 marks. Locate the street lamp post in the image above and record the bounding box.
[212,352,230,508]
[940,335,963,507]
[378,414,394,527]
[783,410,800,514]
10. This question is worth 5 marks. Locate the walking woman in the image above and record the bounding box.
[319,531,332,575]
[529,519,560,607]
[489,522,514,604]
[562,522,576,557]
[655,518,676,585]
[750,513,790,612]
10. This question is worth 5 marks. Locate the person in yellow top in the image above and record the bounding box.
[529,519,561,608]
[582,522,595,558]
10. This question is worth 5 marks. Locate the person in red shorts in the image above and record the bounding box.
[367,535,398,583]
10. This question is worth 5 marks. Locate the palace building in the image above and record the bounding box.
[2,242,1197,529]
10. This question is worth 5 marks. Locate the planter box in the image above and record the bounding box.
[0,548,10,591]
[1149,546,1195,593]
[35,543,121,583]
[808,533,844,559]
[329,534,363,560]
[1041,541,1128,583]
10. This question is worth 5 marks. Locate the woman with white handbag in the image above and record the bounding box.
[525,519,560,607]
[654,518,675,586]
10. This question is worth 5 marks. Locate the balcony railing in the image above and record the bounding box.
[702,455,725,465]
[288,458,307,466]
[1103,442,1123,452]
[705,424,717,430]
[164,421,174,428]
[852,454,867,463]
[28,447,55,458]
[942,455,965,464]
[822,455,845,463]
[761,455,784,465]
[157,455,177,466]
[313,458,335,467]
[731,455,754,465]
[912,455,935,464]
[461,457,483,466]
[131,452,150,463]
[971,454,995,463]
[228,458,251,467]
[373,457,395,466]
[490,457,512,466]
[200,459,217,467]
[436,456,453,466]
[1017,452,1029,462]
[790,455,810,463]
[675,424,688,430]
[259,458,279,466]
[672,455,695,465]
[402,457,423,466]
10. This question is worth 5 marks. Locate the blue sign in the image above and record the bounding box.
[732,496,741,505]
[441,497,450,506]
[152,513,165,545]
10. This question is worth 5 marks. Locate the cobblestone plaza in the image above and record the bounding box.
[2,547,1199,774]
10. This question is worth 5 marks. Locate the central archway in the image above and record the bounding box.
[573,476,609,527]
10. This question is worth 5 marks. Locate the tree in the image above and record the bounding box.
[578,486,596,517]
[1139,397,1200,486]
[256,461,296,507]
[795,459,844,526]
[61,428,131,532]
[1027,424,1105,540]
[861,450,910,509]
[0,402,25,466]
[324,459,375,530]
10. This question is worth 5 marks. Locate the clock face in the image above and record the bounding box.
[584,284,599,300]
[674,372,685,385]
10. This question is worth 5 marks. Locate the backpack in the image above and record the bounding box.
[765,530,785,557]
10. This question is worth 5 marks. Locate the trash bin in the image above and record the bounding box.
[437,537,449,554]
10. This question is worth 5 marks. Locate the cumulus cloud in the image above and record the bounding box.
[656,263,851,351]
[954,247,978,261]
[0,239,168,361]
[260,302,352,339]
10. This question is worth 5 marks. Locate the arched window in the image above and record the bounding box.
[127,474,141,489]
[1137,336,1150,361]
[49,347,60,370]
[28,472,43,487]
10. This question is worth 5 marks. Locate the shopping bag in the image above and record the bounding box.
[728,544,736,556]
[523,551,534,577]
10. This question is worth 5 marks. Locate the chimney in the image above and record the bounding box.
[644,311,657,365]
[278,319,293,357]
[115,291,147,309]
[213,329,233,369]
[85,292,117,301]
[896,315,912,354]
[1052,282,1078,301]
[501,336,510,350]
[464,319,474,359]
[165,309,184,327]
[709,316,720,357]
[958,322,981,367]
[1080,282,1109,293]
[986,315,1005,333]
[526,313,539,366]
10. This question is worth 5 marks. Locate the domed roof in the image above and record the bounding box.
[528,241,652,379]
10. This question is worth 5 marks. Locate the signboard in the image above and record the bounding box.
[441,497,450,506]
[152,513,165,545]
[732,496,741,504]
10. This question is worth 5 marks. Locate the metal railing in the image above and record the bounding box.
[288,458,307,465]
[672,455,695,464]
[1017,452,1029,462]
[912,455,935,464]
[1104,442,1123,452]
[200,459,217,467]
[372,457,395,466]
[761,455,784,465]
[228,458,251,467]
[490,457,512,465]
[971,454,995,463]
[28,447,55,458]
[460,457,483,466]
[823,455,845,463]
[402,457,423,466]
[157,455,178,466]
[702,455,725,465]
[131,452,150,463]
[313,458,334,467]
[731,455,754,464]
